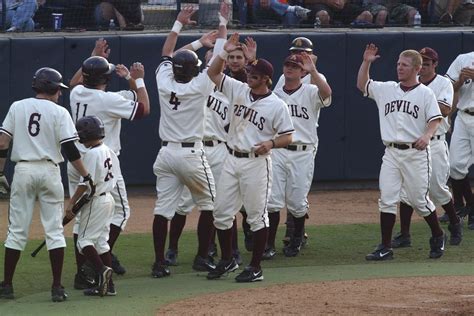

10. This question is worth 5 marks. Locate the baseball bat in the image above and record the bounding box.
[30,185,96,258]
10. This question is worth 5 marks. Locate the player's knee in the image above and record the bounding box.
[449,165,467,180]
[213,212,234,230]
[267,207,281,213]
[378,200,397,215]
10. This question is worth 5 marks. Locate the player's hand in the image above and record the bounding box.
[92,38,110,59]
[219,1,231,22]
[130,62,145,79]
[300,52,317,73]
[414,134,430,150]
[254,140,273,155]
[177,5,197,26]
[460,67,474,80]
[224,32,240,53]
[115,64,130,79]
[199,31,218,48]
[64,204,75,222]
[241,37,257,63]
[0,173,10,197]
[363,43,380,63]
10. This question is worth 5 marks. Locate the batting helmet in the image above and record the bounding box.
[76,115,105,143]
[289,37,313,53]
[172,49,202,83]
[32,67,68,95]
[82,56,115,87]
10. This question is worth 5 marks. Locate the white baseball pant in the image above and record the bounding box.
[449,112,474,180]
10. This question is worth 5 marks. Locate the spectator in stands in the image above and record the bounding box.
[0,0,40,32]
[384,0,419,25]
[252,0,312,26]
[361,0,389,25]
[430,0,473,25]
[95,0,144,30]
[304,0,372,26]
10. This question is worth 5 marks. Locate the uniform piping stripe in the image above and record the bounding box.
[438,100,451,107]
[60,136,79,144]
[445,74,455,83]
[0,128,12,137]
[200,149,215,202]
[260,157,270,228]
[116,184,127,228]
[424,148,435,213]
[80,200,94,238]
[278,129,295,135]
[427,114,443,123]
[364,80,371,97]
[128,101,139,120]
[130,90,138,102]
[156,60,173,75]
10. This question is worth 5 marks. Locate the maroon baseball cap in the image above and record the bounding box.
[283,54,304,68]
[246,58,274,77]
[419,47,439,62]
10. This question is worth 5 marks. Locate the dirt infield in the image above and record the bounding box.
[160,276,474,315]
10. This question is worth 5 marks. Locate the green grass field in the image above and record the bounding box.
[0,222,473,315]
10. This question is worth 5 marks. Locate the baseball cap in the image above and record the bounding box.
[284,54,304,68]
[419,47,438,62]
[246,59,274,77]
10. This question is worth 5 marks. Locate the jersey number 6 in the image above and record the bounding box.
[28,113,41,137]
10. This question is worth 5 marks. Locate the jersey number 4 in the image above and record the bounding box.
[169,92,180,110]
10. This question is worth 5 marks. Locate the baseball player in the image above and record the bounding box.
[165,35,255,267]
[274,37,317,248]
[446,51,474,230]
[68,39,150,287]
[152,6,221,278]
[206,33,295,282]
[0,68,94,302]
[357,44,446,261]
[393,47,462,248]
[266,52,332,259]
[65,116,118,297]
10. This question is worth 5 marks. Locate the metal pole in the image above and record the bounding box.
[1,0,6,31]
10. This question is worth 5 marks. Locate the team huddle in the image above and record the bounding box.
[0,1,473,302]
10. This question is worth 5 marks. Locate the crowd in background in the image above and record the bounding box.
[0,0,472,32]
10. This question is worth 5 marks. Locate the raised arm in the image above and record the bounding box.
[162,6,197,58]
[357,43,380,93]
[70,38,111,88]
[300,52,332,100]
[208,32,240,86]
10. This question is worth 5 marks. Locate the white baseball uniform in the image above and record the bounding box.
[364,80,442,216]
[401,75,454,206]
[69,85,137,232]
[213,75,295,232]
[153,57,216,220]
[446,52,474,180]
[76,143,118,255]
[1,98,78,251]
[268,82,331,218]
[275,72,313,90]
[176,88,230,216]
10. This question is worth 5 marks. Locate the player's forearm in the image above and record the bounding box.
[0,134,11,172]
[310,69,332,100]
[69,67,83,88]
[136,86,150,116]
[424,118,441,139]
[273,134,293,148]
[357,61,371,93]
[438,102,451,117]
[207,52,225,86]
[69,185,87,206]
[162,21,182,57]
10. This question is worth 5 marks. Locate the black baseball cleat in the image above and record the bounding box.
[262,247,276,260]
[429,233,447,259]
[151,262,170,278]
[74,268,96,290]
[283,237,302,257]
[365,244,394,261]
[165,249,179,266]
[111,253,126,275]
[206,258,239,280]
[192,255,216,272]
[235,266,264,283]
[84,283,117,296]
[448,217,463,246]
[0,281,14,299]
[97,266,113,297]
[51,286,68,302]
[391,232,411,248]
